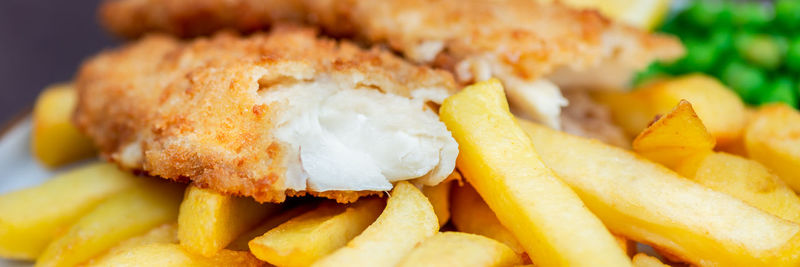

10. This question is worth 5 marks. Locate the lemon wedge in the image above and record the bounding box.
[540,0,672,30]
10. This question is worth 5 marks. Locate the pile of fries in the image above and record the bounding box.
[2,74,800,266]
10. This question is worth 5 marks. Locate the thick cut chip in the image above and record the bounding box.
[449,184,525,255]
[633,100,716,168]
[745,104,800,192]
[227,203,316,251]
[676,152,800,224]
[35,180,184,267]
[311,182,438,267]
[87,243,264,267]
[439,79,631,267]
[248,199,384,267]
[74,26,458,203]
[520,120,800,266]
[31,83,96,168]
[597,74,747,144]
[398,232,523,267]
[0,163,137,260]
[178,184,279,257]
[634,101,800,223]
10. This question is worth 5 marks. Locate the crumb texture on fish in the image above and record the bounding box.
[74,26,458,203]
[99,0,683,128]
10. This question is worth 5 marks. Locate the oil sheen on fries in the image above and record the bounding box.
[521,120,800,266]
[312,181,438,267]
[439,79,631,267]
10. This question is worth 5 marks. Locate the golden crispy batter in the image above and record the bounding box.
[100,0,682,80]
[74,26,456,203]
[99,0,682,128]
[100,0,306,38]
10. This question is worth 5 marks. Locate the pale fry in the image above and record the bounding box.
[35,180,184,267]
[248,199,384,267]
[450,184,525,255]
[31,83,96,168]
[398,232,523,267]
[178,185,279,257]
[312,182,438,267]
[745,104,800,192]
[422,179,453,227]
[0,163,137,259]
[439,79,631,267]
[521,120,800,266]
[87,243,263,267]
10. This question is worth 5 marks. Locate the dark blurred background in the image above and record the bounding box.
[0,0,115,125]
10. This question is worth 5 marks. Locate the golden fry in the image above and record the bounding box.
[440,79,631,267]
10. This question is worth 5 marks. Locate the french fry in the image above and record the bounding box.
[521,120,800,266]
[227,203,316,251]
[31,83,95,168]
[312,182,438,267]
[633,101,800,224]
[596,74,746,145]
[178,184,279,257]
[450,183,525,255]
[0,163,137,259]
[398,232,523,267]
[422,179,453,227]
[35,180,184,267]
[675,152,800,224]
[86,243,263,267]
[248,199,383,267]
[745,104,800,192]
[632,254,669,267]
[87,223,178,265]
[439,79,631,267]
[632,100,716,168]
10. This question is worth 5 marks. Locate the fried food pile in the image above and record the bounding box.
[5,0,800,266]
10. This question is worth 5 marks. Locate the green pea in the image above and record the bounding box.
[682,1,724,28]
[786,37,800,73]
[731,3,772,29]
[735,34,782,70]
[721,60,766,104]
[680,40,719,72]
[776,0,800,30]
[711,29,734,54]
[759,77,799,108]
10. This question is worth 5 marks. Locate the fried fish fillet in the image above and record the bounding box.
[74,26,459,203]
[100,0,683,128]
